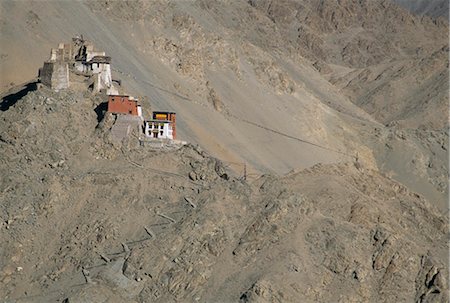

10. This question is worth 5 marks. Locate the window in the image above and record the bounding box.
[160,124,164,129]
[160,131,163,136]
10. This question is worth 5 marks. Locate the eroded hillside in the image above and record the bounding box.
[0,87,448,302]
[1,0,447,172]
[0,1,449,302]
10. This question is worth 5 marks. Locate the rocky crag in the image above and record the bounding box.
[0,0,448,302]
[0,87,448,302]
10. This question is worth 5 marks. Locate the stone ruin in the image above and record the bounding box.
[39,35,118,94]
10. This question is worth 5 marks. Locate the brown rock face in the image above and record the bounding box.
[0,1,448,302]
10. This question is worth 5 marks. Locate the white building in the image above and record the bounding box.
[144,120,174,139]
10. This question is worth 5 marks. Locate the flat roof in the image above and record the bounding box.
[108,95,137,101]
[89,56,111,63]
[153,111,176,114]
[146,119,172,123]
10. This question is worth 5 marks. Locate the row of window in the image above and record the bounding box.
[148,124,165,130]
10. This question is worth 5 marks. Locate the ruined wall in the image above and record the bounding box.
[40,62,54,87]
[86,51,106,61]
[40,62,69,90]
[93,64,115,93]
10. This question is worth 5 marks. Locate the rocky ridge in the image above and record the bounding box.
[0,1,448,302]
[0,86,448,303]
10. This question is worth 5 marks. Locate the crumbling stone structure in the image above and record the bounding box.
[40,61,70,91]
[39,36,117,94]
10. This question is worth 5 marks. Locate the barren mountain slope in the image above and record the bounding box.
[82,0,449,130]
[0,0,377,175]
[329,45,449,129]
[0,2,448,301]
[393,0,449,19]
[242,0,449,128]
[1,0,447,130]
[1,0,448,208]
[0,88,448,302]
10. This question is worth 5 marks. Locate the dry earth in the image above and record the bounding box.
[0,87,448,302]
[0,0,448,302]
[0,0,448,204]
[393,0,449,19]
